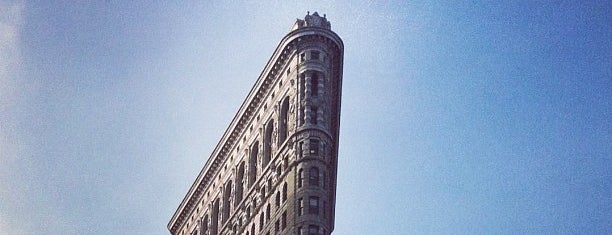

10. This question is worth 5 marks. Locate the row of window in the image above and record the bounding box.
[299,72,323,98]
[298,166,326,188]
[299,50,326,63]
[297,196,327,218]
[298,139,326,159]
[248,96,291,188]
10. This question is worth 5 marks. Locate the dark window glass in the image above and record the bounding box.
[311,51,320,60]
[309,196,319,214]
[309,167,319,186]
[308,225,319,235]
[310,139,319,155]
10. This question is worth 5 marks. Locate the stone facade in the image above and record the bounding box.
[168,12,343,235]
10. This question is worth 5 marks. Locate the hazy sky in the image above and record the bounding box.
[1,1,610,234]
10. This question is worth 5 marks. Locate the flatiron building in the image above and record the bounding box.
[168,12,343,235]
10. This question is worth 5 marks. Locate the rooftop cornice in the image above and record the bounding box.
[168,16,343,234]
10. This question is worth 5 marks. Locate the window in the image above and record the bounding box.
[297,226,303,235]
[298,142,303,158]
[259,213,264,231]
[311,106,318,125]
[282,182,287,202]
[309,139,319,155]
[235,162,245,206]
[322,170,326,188]
[311,51,320,60]
[281,211,287,229]
[309,225,319,235]
[299,73,305,100]
[309,196,319,215]
[275,191,280,208]
[275,220,279,233]
[312,72,319,96]
[222,181,232,223]
[262,187,266,198]
[263,120,274,167]
[300,106,305,126]
[266,204,271,221]
[211,199,219,235]
[300,53,306,62]
[200,215,209,235]
[309,167,319,186]
[279,96,289,145]
[298,198,303,216]
[323,200,327,218]
[298,169,304,188]
[249,142,259,187]
[251,224,255,235]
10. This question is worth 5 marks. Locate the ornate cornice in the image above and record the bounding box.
[168,17,343,234]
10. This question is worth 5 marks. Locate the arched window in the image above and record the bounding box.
[298,168,304,188]
[309,167,319,186]
[200,215,209,235]
[278,96,289,145]
[235,162,245,206]
[266,204,271,221]
[275,191,281,208]
[211,199,219,235]
[222,181,232,223]
[249,142,259,187]
[263,120,274,167]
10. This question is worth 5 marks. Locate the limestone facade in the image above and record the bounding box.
[168,12,343,235]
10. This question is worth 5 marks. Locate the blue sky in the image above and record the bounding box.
[1,1,610,234]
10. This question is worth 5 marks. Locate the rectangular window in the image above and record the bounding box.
[311,51,320,60]
[310,139,319,155]
[298,169,304,188]
[308,225,319,235]
[312,106,318,125]
[309,196,319,215]
[298,198,303,216]
[298,142,303,158]
[323,200,327,218]
[312,74,319,96]
[259,213,264,231]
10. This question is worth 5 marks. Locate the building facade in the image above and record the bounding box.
[168,12,343,235]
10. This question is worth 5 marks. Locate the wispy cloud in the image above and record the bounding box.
[0,1,30,235]
[0,0,23,112]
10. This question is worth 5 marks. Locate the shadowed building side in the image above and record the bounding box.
[168,12,343,235]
